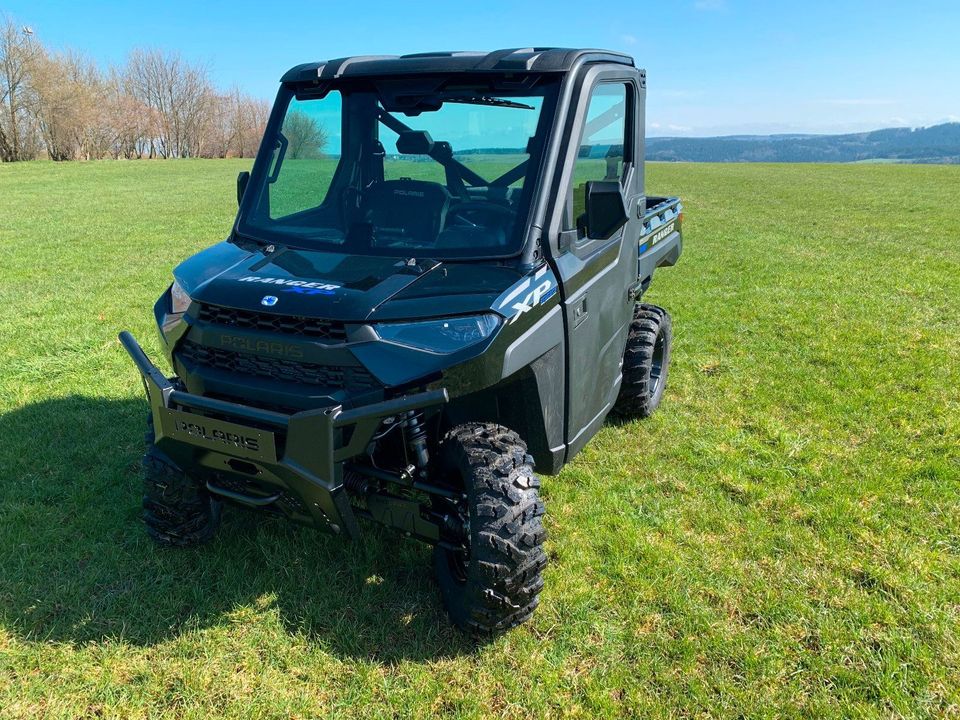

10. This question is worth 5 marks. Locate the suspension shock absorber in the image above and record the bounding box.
[343,468,370,495]
[403,410,430,473]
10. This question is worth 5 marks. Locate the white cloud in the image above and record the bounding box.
[648,122,693,135]
[620,33,638,46]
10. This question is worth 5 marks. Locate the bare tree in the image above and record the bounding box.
[125,49,213,158]
[28,49,104,160]
[197,87,270,159]
[1,18,271,163]
[105,67,158,158]
[283,110,327,159]
[202,91,231,158]
[70,56,119,160]
[0,15,43,161]
[230,88,270,158]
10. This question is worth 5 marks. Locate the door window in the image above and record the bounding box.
[565,83,630,238]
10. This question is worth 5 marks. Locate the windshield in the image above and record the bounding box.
[237,76,559,259]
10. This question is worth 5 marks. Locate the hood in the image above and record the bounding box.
[174,241,524,321]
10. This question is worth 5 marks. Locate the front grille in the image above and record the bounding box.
[197,303,348,342]
[177,340,380,391]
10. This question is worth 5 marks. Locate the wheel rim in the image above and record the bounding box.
[447,547,470,584]
[650,329,666,396]
[435,478,471,585]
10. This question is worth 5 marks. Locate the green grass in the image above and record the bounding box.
[1,159,958,718]
[268,155,528,219]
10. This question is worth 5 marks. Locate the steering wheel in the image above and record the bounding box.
[447,200,515,228]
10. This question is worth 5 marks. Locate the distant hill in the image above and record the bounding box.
[646,123,960,163]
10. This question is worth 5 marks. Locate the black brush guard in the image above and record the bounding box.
[119,331,448,539]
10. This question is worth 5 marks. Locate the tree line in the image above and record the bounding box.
[0,15,270,162]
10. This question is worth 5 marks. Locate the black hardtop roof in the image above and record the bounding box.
[281,47,635,83]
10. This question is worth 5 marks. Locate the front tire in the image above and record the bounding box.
[433,423,547,635]
[142,416,221,547]
[612,303,672,419]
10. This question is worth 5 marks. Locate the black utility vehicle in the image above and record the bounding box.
[121,48,682,634]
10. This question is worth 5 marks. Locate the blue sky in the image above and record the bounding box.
[5,0,958,136]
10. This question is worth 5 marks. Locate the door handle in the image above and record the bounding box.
[574,296,588,328]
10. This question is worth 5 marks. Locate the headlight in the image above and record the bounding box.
[170,279,192,314]
[375,314,501,354]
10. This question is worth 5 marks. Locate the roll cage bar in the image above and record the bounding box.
[374,107,530,191]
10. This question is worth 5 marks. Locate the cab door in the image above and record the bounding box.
[547,69,645,459]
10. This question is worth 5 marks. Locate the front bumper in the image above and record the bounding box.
[119,331,447,538]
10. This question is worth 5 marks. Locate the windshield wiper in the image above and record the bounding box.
[444,96,534,110]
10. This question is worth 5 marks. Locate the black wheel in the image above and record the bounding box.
[613,303,673,419]
[432,423,547,635]
[142,415,221,547]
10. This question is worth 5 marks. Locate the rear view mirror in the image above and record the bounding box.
[583,181,629,239]
[237,171,250,206]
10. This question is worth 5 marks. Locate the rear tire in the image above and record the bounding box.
[433,423,547,636]
[613,303,672,419]
[142,416,221,547]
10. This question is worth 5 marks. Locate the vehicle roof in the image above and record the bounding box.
[281,48,635,83]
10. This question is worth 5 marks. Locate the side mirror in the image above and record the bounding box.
[237,171,250,206]
[583,180,629,240]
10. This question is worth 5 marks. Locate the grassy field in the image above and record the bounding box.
[0,159,958,718]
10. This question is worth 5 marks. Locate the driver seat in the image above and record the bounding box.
[359,179,452,246]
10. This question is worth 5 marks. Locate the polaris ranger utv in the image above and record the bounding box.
[120,47,682,634]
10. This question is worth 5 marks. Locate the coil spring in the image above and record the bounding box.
[404,410,430,470]
[343,469,369,495]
